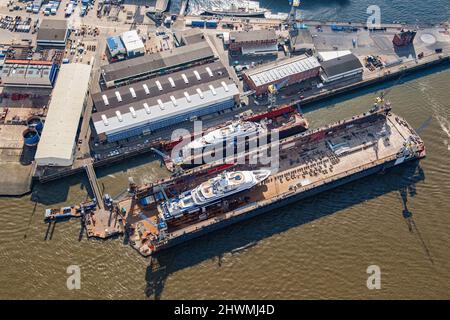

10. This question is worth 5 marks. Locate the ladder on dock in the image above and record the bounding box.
[84,161,104,210]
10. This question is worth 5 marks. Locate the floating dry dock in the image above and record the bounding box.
[116,101,425,256]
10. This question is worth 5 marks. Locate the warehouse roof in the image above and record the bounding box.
[230,30,277,43]
[101,41,215,84]
[244,55,321,87]
[92,61,230,112]
[174,29,205,46]
[37,19,68,43]
[121,30,144,52]
[1,60,55,88]
[321,54,363,77]
[92,81,239,136]
[35,63,92,166]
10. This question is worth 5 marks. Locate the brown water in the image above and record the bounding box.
[1,66,450,300]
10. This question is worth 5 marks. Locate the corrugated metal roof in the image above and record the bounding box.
[35,63,92,166]
[101,41,214,84]
[321,54,363,77]
[93,82,239,136]
[230,30,277,43]
[245,55,320,87]
[93,61,229,111]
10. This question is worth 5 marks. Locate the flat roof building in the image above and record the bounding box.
[173,29,206,47]
[229,30,278,55]
[35,63,92,167]
[243,55,321,95]
[92,62,239,142]
[36,19,68,48]
[320,53,364,83]
[1,59,58,89]
[121,30,145,58]
[100,40,216,88]
[106,35,126,61]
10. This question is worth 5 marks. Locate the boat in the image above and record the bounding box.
[182,121,266,154]
[159,170,271,219]
[203,1,268,18]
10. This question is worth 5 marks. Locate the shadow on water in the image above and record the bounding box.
[144,160,425,299]
[31,153,159,206]
[303,61,450,113]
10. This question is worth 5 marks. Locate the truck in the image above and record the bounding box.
[65,3,74,17]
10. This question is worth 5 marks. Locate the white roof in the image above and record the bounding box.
[93,83,239,136]
[121,30,144,52]
[318,50,352,62]
[35,63,92,166]
[246,55,320,87]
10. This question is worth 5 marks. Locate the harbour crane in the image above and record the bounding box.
[267,78,290,108]
[287,0,302,52]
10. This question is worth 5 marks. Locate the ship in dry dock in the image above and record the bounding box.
[115,100,425,256]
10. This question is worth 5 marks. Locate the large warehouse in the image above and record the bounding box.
[36,19,69,48]
[320,53,364,83]
[229,30,278,55]
[35,63,92,167]
[100,40,216,88]
[243,55,321,95]
[92,62,239,142]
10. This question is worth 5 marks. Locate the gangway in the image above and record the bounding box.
[84,161,104,209]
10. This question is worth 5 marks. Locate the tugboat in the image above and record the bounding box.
[203,1,268,18]
[159,170,271,219]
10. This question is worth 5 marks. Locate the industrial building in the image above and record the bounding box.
[36,19,68,48]
[106,35,126,61]
[0,59,58,89]
[100,40,216,88]
[229,30,278,55]
[92,62,239,142]
[320,53,364,83]
[173,29,205,47]
[35,63,92,167]
[243,55,321,95]
[121,30,145,58]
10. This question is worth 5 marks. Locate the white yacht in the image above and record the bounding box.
[160,170,271,219]
[183,121,265,152]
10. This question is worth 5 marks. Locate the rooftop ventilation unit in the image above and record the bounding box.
[116,110,123,122]
[184,92,191,102]
[206,67,213,77]
[102,94,109,106]
[129,87,136,98]
[115,91,122,102]
[221,81,229,92]
[129,107,137,118]
[194,70,201,81]
[143,103,151,114]
[143,84,150,95]
[101,114,109,126]
[170,95,178,106]
[182,74,189,84]
[209,85,217,96]
[157,99,165,110]
[168,77,176,88]
[156,80,163,91]
[196,88,204,99]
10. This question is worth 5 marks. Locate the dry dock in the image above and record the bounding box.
[120,102,425,256]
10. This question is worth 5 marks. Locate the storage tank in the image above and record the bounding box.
[26,116,44,132]
[23,128,40,147]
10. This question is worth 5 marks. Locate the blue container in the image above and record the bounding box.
[191,20,206,28]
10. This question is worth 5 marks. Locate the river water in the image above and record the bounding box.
[1,2,450,300]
